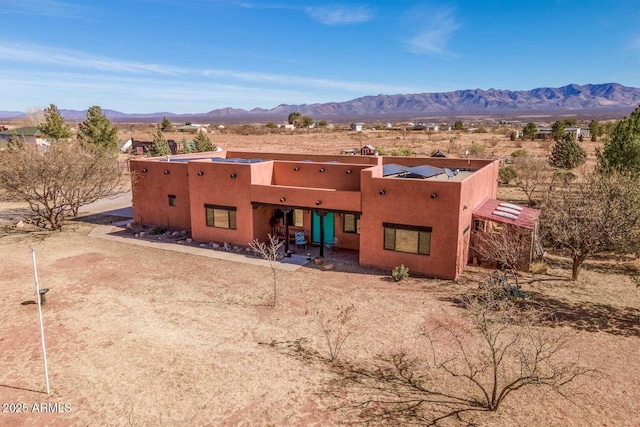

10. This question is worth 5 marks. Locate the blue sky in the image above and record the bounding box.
[1,0,638,114]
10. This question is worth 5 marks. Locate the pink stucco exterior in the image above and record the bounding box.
[130,151,501,279]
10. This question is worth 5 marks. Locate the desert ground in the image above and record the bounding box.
[1,129,639,426]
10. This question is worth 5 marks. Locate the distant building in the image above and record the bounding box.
[360,144,376,156]
[350,123,364,132]
[0,127,49,149]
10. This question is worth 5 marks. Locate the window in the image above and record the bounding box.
[344,213,360,234]
[293,209,304,227]
[473,219,485,232]
[383,223,431,255]
[168,195,176,207]
[205,204,237,229]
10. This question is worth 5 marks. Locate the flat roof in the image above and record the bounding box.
[382,163,475,180]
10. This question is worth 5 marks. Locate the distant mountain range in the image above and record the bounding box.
[2,83,639,123]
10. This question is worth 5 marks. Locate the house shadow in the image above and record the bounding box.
[72,207,133,225]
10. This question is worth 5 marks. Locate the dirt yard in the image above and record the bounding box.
[1,131,639,426]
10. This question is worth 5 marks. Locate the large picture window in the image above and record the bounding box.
[205,204,237,229]
[383,223,431,255]
[344,213,360,234]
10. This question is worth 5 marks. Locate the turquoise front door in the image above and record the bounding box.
[311,212,334,244]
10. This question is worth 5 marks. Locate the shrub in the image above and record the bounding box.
[392,147,413,156]
[391,264,409,281]
[499,166,517,184]
[374,145,387,155]
[150,225,168,235]
[511,149,529,158]
[529,262,548,275]
[468,142,485,157]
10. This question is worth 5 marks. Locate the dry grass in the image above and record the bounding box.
[1,132,638,426]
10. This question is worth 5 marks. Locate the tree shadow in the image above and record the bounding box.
[527,291,640,337]
[544,252,639,277]
[0,383,47,394]
[0,207,32,222]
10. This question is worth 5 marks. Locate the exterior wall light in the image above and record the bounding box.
[293,167,299,171]
[346,170,352,174]
[141,168,148,173]
[379,190,385,195]
[319,168,325,172]
[163,170,170,175]
[230,173,237,178]
[431,193,438,199]
[197,171,204,176]
[315,200,322,206]
[280,197,286,203]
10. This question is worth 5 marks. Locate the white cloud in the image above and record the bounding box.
[0,43,189,75]
[0,0,92,19]
[406,7,460,56]
[305,5,373,25]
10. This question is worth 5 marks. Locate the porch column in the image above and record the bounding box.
[316,210,327,258]
[281,207,292,255]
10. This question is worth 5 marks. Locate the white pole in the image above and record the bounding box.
[31,247,50,395]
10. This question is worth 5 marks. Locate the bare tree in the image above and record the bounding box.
[473,224,532,287]
[249,233,284,307]
[327,286,589,425]
[0,141,126,229]
[514,156,552,206]
[21,106,45,128]
[318,304,355,362]
[542,169,640,280]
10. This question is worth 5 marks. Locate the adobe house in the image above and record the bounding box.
[130,151,539,279]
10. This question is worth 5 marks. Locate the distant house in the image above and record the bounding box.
[178,124,208,133]
[350,123,364,132]
[360,144,376,156]
[0,127,48,148]
[278,123,295,130]
[430,150,448,158]
[131,138,180,155]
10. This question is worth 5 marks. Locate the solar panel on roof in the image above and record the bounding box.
[210,157,265,163]
[382,163,407,176]
[403,164,445,179]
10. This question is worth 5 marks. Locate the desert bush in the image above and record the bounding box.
[391,147,413,156]
[150,225,168,235]
[373,145,386,155]
[529,261,548,275]
[499,166,517,184]
[391,264,409,281]
[488,136,499,147]
[468,142,485,157]
[511,149,529,158]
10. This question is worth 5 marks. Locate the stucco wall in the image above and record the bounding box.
[359,166,463,279]
[187,160,259,246]
[130,159,192,229]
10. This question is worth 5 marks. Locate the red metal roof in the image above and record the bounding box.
[472,199,540,230]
